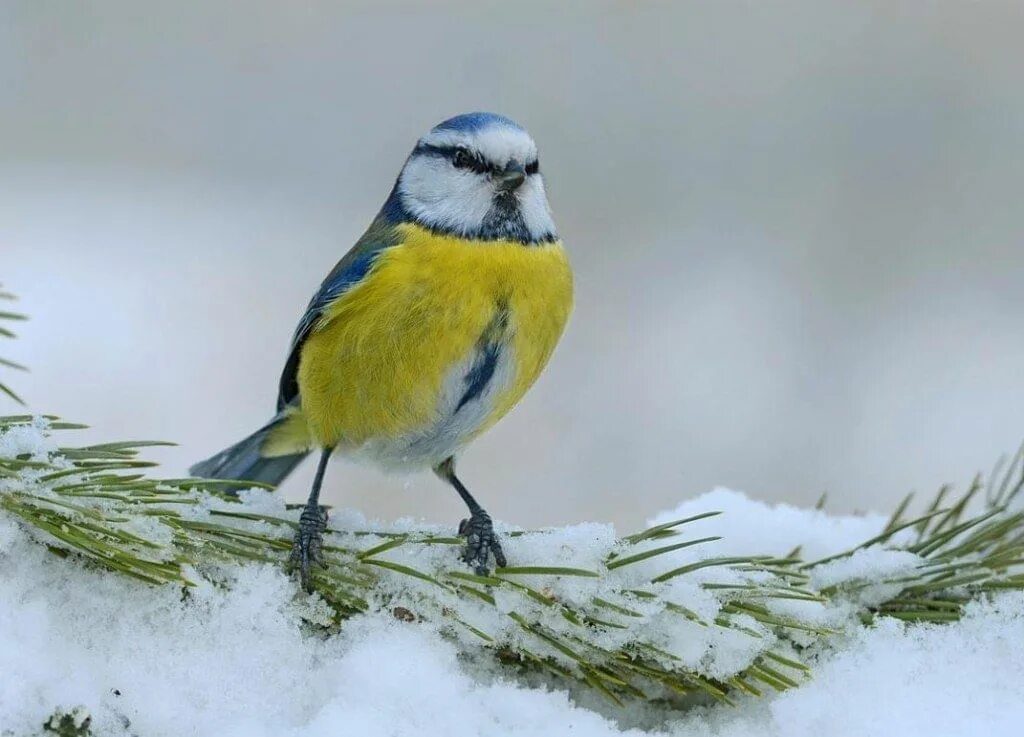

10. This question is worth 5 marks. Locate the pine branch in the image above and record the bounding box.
[2,414,1023,710]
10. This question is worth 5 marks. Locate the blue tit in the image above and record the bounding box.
[191,112,573,589]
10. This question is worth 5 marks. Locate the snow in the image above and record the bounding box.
[0,415,57,461]
[2,431,1023,736]
[672,593,1024,737]
[0,517,636,737]
[645,488,901,561]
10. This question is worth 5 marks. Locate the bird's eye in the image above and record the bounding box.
[452,149,473,169]
[525,159,539,175]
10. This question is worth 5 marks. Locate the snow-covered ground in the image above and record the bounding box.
[2,483,1022,737]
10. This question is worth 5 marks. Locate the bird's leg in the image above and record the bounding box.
[434,456,507,576]
[288,447,333,592]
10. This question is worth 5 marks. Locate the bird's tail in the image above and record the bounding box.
[189,410,311,490]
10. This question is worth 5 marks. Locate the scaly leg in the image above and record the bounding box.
[288,447,333,592]
[434,456,507,576]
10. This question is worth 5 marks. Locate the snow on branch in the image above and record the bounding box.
[2,415,1023,733]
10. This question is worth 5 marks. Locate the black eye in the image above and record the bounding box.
[452,148,473,169]
[525,159,539,175]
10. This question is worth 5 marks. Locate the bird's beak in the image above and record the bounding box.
[493,161,527,192]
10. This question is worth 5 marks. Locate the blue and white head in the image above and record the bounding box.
[385,113,557,244]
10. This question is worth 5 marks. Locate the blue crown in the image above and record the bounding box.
[432,112,523,134]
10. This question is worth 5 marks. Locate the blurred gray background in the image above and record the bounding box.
[2,1,1023,530]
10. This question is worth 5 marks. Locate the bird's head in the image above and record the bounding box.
[385,112,556,244]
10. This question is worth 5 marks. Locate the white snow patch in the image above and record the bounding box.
[0,416,57,460]
[671,592,1024,737]
[646,488,902,562]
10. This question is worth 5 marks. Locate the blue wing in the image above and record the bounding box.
[277,217,401,409]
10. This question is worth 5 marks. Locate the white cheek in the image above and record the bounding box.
[518,177,557,240]
[398,156,558,241]
[399,158,492,234]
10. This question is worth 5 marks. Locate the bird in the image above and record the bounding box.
[190,112,573,591]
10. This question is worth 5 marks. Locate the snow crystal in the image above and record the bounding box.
[806,546,924,612]
[0,416,57,460]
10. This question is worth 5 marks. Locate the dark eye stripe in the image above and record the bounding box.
[414,143,490,173]
[414,143,539,176]
[413,142,455,158]
[453,148,490,174]
[462,153,491,174]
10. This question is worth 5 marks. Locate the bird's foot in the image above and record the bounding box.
[288,503,328,592]
[458,510,507,576]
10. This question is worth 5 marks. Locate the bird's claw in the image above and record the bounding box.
[458,511,507,576]
[288,503,328,592]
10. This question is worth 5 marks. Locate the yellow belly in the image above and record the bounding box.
[293,223,573,460]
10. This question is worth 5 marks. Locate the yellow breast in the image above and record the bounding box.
[295,223,573,457]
